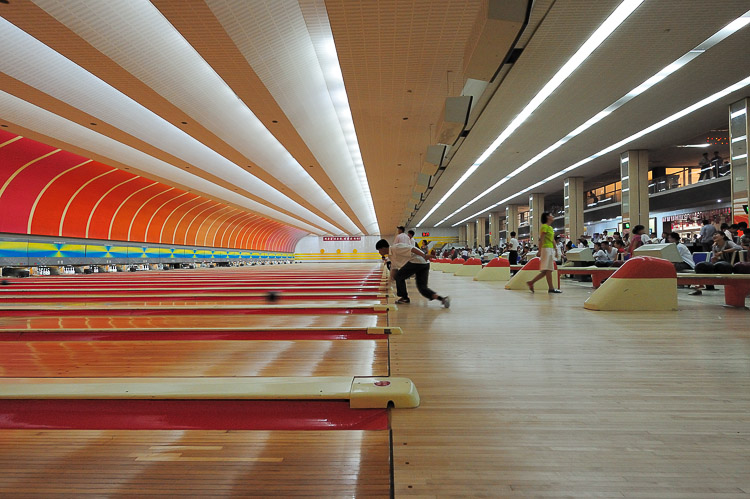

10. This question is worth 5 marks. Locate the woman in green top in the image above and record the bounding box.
[526,212,562,293]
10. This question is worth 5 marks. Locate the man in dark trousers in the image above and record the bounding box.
[376,239,450,308]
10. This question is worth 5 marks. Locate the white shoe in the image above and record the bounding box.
[441,296,451,309]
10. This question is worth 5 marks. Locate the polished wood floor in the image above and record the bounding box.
[0,430,391,498]
[390,269,750,497]
[0,339,388,377]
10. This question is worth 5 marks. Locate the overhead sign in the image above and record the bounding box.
[323,237,361,241]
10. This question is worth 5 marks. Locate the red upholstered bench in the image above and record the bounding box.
[676,274,750,308]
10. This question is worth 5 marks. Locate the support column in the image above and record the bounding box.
[620,150,649,230]
[729,98,749,226]
[505,205,519,239]
[528,193,545,244]
[466,222,476,249]
[476,217,487,248]
[564,177,585,243]
[458,226,467,247]
[488,212,502,246]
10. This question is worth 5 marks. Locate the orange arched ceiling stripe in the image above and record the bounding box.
[0,131,306,252]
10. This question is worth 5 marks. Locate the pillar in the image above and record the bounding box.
[729,98,749,226]
[466,222,476,249]
[458,225,467,247]
[505,205,519,239]
[528,193,545,244]
[620,150,649,230]
[488,212,502,246]
[564,177,585,242]
[476,217,487,248]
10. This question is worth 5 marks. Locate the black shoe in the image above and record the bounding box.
[548,289,562,294]
[395,297,410,304]
[688,290,702,296]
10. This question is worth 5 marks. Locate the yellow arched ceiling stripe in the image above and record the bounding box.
[0,148,61,200]
[85,176,139,238]
[127,186,174,240]
[193,206,232,246]
[108,181,159,239]
[27,159,91,234]
[219,212,256,247]
[202,207,239,246]
[183,202,221,246]
[158,195,200,242]
[170,199,213,244]
[214,211,253,247]
[59,168,117,236]
[144,191,190,242]
[0,136,23,149]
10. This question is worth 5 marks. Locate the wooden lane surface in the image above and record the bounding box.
[0,314,386,331]
[0,291,386,300]
[0,300,387,312]
[388,271,750,496]
[0,339,388,377]
[0,430,391,497]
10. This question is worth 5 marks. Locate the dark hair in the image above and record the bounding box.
[601,240,610,246]
[633,224,645,235]
[510,231,516,237]
[397,226,405,233]
[614,240,625,247]
[408,230,415,236]
[720,223,729,231]
[739,221,748,230]
[541,212,551,224]
[375,239,390,250]
[668,232,680,242]
[703,219,710,225]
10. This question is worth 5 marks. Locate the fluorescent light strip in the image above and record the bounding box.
[416,0,645,227]
[731,135,747,143]
[452,75,750,226]
[731,108,747,119]
[733,153,748,160]
[433,8,750,226]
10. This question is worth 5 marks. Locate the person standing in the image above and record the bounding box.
[711,151,723,177]
[699,219,716,252]
[508,232,519,265]
[698,152,712,180]
[626,225,646,257]
[375,239,450,308]
[525,212,562,294]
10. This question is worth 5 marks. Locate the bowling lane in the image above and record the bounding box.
[0,339,389,377]
[0,291,387,303]
[0,430,391,498]
[0,314,385,330]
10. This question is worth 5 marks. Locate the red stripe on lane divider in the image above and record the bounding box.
[0,400,389,430]
[0,331,387,341]
[0,307,382,317]
[4,294,379,303]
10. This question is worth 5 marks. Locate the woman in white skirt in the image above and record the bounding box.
[526,212,562,294]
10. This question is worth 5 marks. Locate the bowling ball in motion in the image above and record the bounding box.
[265,291,281,303]
[1,280,9,286]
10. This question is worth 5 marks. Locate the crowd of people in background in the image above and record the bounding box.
[427,218,749,269]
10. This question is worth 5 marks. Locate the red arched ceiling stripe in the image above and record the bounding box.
[61,167,133,238]
[158,196,206,244]
[143,191,193,243]
[170,199,214,244]
[209,210,251,247]
[0,134,307,251]
[224,213,263,248]
[225,213,258,248]
[184,202,224,246]
[196,207,238,247]
[124,188,180,242]
[86,175,155,240]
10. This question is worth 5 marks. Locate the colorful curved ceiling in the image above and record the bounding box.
[0,131,305,253]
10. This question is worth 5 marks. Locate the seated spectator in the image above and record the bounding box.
[711,232,741,263]
[592,242,609,263]
[602,240,617,262]
[640,231,652,245]
[668,232,694,272]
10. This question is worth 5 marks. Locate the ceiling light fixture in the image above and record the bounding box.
[434,8,750,225]
[452,74,750,226]
[416,0,646,227]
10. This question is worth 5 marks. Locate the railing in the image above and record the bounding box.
[649,163,731,195]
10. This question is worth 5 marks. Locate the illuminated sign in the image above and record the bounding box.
[421,232,430,237]
[323,237,361,241]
